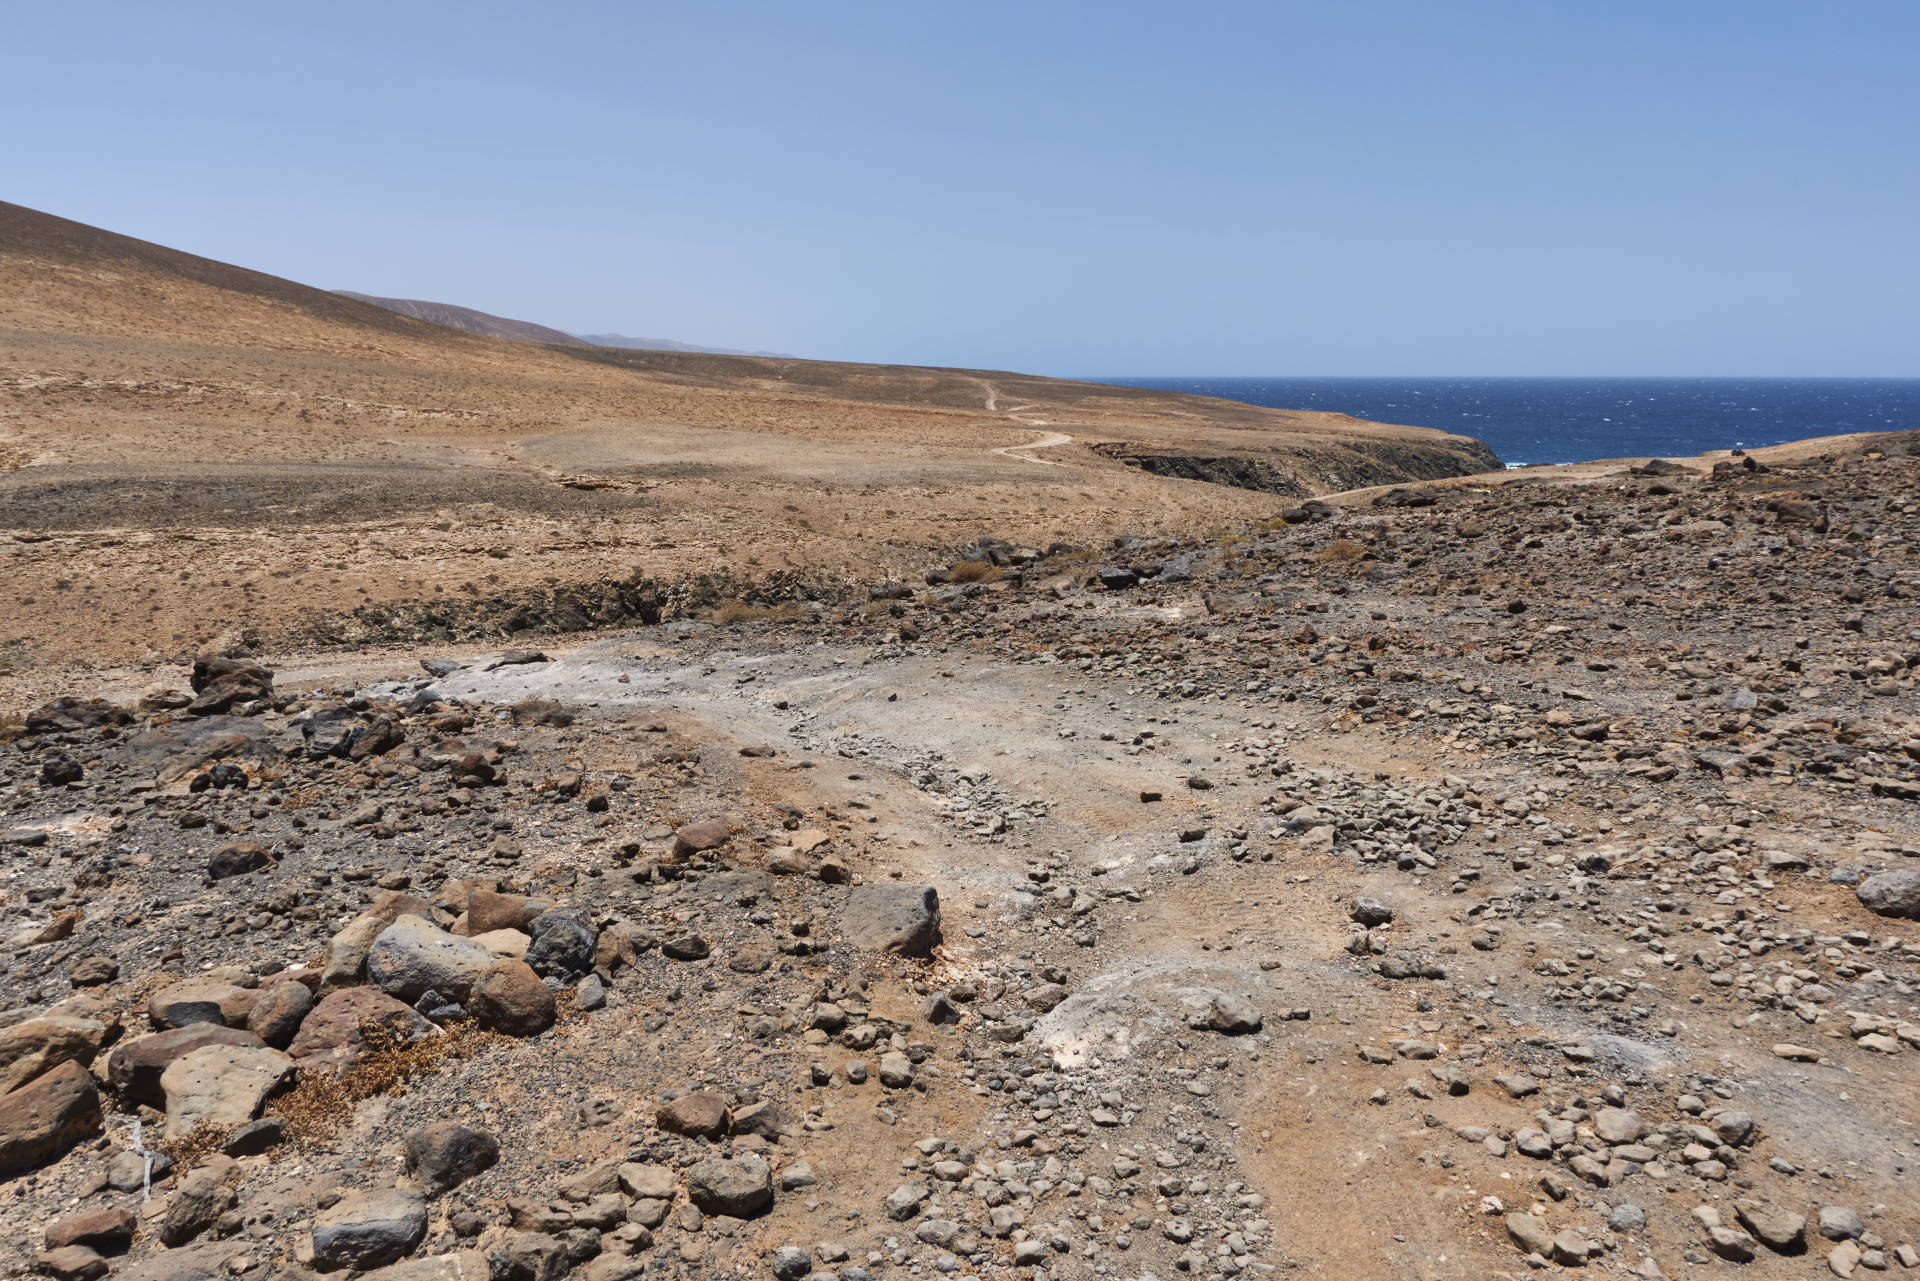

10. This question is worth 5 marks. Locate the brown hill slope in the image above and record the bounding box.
[335,290,588,345]
[0,201,1499,676]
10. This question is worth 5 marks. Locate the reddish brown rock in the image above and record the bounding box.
[46,1206,136,1253]
[287,986,436,1072]
[671,820,731,857]
[656,1090,730,1139]
[0,1060,102,1178]
[465,888,537,935]
[467,960,555,1037]
[0,1015,111,1095]
[33,1245,109,1281]
[246,979,315,1049]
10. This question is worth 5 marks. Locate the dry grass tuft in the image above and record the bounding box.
[1317,540,1369,563]
[948,559,1002,583]
[270,1019,507,1144]
[156,1122,234,1171]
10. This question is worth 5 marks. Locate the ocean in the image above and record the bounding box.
[1094,377,1920,468]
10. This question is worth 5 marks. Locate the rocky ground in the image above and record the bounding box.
[4,437,1920,1281]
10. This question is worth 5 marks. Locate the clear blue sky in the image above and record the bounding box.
[7,1,1916,376]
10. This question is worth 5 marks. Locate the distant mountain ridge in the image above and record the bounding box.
[335,291,790,357]
[332,292,585,345]
[578,333,793,358]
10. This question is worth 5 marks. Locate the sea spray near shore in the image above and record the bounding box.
[1099,376,1920,466]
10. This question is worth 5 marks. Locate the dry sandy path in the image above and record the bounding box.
[990,428,1072,466]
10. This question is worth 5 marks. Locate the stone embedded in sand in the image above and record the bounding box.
[159,1043,292,1140]
[1349,896,1395,926]
[672,819,731,857]
[1856,869,1920,918]
[657,1090,730,1138]
[1592,1107,1649,1144]
[841,883,941,956]
[685,1154,772,1217]
[207,841,272,880]
[311,1187,428,1271]
[0,1060,102,1178]
[405,1122,500,1195]
[1735,1200,1807,1252]
[1205,993,1263,1035]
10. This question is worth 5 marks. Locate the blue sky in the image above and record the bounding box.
[6,1,1916,376]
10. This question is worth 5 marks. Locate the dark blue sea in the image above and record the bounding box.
[1094,377,1920,468]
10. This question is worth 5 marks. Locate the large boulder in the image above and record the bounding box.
[367,916,497,1002]
[322,891,434,989]
[685,1155,772,1217]
[1857,869,1920,919]
[467,960,554,1037]
[107,1025,265,1106]
[311,1188,427,1271]
[671,820,731,858]
[159,1044,293,1141]
[0,1060,102,1178]
[187,659,274,717]
[841,883,941,956]
[288,987,437,1073]
[0,1015,111,1094]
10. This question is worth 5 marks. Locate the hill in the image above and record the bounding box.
[0,199,1499,674]
[335,291,587,345]
[579,332,795,358]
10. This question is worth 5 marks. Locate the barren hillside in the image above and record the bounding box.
[0,202,1497,681]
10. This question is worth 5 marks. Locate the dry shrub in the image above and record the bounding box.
[948,559,1002,583]
[1317,540,1369,563]
[271,1018,506,1144]
[155,1122,234,1172]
